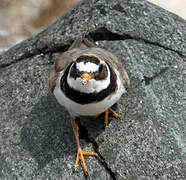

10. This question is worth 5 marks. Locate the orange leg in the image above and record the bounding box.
[94,108,119,126]
[72,118,98,175]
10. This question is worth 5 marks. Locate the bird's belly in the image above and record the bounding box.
[68,97,116,116]
[54,84,125,117]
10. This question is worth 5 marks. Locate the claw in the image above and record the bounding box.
[74,147,98,175]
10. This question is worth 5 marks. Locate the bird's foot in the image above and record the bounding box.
[94,108,119,126]
[74,147,98,175]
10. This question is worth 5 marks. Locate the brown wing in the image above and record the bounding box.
[102,49,130,89]
[49,48,82,93]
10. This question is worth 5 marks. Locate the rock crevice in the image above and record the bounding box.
[0,0,185,179]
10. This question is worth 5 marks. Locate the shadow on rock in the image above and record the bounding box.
[20,92,106,169]
[21,93,75,169]
[79,103,118,139]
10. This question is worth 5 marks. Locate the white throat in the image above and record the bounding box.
[67,62,110,93]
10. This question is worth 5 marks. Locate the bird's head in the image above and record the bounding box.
[67,55,110,94]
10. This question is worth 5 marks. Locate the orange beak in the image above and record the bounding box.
[81,73,92,85]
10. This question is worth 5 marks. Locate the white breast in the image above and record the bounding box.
[54,70,125,118]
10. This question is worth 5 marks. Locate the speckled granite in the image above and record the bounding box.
[0,0,186,179]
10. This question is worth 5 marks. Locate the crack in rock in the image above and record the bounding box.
[76,118,117,180]
[1,26,185,69]
[90,28,185,58]
[142,67,169,85]
[0,45,68,69]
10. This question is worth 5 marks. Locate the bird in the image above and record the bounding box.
[49,35,129,175]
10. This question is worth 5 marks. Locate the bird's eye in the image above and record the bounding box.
[99,64,103,72]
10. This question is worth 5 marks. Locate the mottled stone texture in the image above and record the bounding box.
[0,0,185,179]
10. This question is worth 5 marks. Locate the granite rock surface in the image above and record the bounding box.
[0,0,185,179]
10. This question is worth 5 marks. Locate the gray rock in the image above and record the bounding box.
[83,40,186,179]
[0,55,111,180]
[0,0,186,179]
[1,0,186,67]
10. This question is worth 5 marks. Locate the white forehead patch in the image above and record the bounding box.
[76,62,99,72]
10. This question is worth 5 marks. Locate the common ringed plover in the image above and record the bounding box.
[49,36,129,175]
